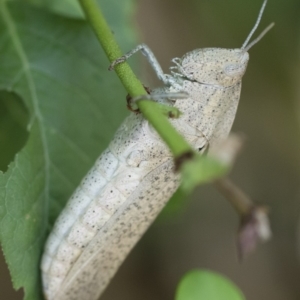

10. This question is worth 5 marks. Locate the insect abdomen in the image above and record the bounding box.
[54,158,179,300]
[41,150,123,295]
[41,113,173,299]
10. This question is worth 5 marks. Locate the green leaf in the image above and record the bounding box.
[158,187,188,220]
[181,155,228,193]
[176,269,245,300]
[42,0,84,18]
[0,1,136,299]
[0,91,29,171]
[159,155,230,220]
[24,0,84,18]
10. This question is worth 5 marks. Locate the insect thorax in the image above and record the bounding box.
[168,77,242,146]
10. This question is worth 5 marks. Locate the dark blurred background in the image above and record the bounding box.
[2,0,300,299]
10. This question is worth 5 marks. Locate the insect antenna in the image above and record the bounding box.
[243,22,274,52]
[241,0,269,50]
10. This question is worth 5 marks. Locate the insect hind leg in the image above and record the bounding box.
[109,44,171,85]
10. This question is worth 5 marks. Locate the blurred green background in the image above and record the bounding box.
[1,0,300,299]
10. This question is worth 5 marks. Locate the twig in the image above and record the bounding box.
[78,0,192,158]
[214,177,271,259]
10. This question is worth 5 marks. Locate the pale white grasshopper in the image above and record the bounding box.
[41,1,273,299]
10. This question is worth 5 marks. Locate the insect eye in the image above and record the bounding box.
[225,65,238,73]
[224,64,243,76]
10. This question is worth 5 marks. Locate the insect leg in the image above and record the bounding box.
[109,43,170,85]
[131,91,188,103]
[126,91,187,118]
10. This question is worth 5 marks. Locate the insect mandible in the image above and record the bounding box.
[41,1,273,299]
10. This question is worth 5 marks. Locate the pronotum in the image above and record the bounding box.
[41,1,273,299]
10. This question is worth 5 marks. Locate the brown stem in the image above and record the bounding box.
[214,177,253,216]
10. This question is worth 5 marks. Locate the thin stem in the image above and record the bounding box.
[78,0,192,157]
[214,177,253,215]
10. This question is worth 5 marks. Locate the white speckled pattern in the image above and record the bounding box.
[41,46,249,300]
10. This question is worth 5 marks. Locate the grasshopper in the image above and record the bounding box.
[41,1,273,299]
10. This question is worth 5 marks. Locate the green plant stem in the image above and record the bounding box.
[78,0,192,157]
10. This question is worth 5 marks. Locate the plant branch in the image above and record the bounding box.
[78,0,192,157]
[214,177,271,259]
[214,177,253,216]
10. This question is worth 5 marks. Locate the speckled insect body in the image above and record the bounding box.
[41,1,272,299]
